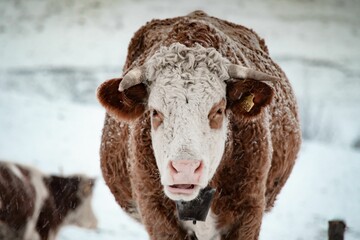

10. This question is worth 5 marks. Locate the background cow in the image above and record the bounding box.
[97,10,301,240]
[0,161,98,240]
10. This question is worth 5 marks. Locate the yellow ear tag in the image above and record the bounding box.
[241,93,255,112]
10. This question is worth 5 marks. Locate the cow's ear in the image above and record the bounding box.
[226,80,273,118]
[97,78,148,121]
[80,177,96,197]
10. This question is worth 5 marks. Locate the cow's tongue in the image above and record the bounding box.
[175,186,216,222]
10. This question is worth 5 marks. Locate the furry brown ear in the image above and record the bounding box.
[96,78,148,121]
[226,80,273,117]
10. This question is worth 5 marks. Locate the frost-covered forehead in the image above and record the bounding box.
[146,43,230,110]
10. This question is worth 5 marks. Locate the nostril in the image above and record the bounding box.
[170,161,178,174]
[194,161,203,174]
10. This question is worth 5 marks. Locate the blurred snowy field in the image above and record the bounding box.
[0,0,360,239]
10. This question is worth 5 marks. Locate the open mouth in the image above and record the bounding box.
[167,184,198,194]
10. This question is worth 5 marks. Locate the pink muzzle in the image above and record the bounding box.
[167,160,203,195]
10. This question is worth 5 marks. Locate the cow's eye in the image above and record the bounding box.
[151,109,164,130]
[208,99,226,129]
[209,108,224,129]
[152,109,159,117]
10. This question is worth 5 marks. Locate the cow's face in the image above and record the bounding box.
[97,43,277,201]
[145,44,229,201]
[47,175,98,229]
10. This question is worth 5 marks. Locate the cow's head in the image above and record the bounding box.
[46,175,98,229]
[97,43,278,201]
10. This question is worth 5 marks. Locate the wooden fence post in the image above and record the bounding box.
[328,220,346,240]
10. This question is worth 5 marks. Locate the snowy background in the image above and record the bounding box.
[0,0,359,239]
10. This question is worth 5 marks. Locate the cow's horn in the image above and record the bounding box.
[118,66,146,92]
[228,64,281,82]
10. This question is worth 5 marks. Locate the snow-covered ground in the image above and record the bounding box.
[0,0,359,239]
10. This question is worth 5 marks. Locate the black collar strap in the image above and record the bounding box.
[176,186,216,222]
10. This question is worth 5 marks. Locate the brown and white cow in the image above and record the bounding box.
[0,161,97,240]
[97,11,301,239]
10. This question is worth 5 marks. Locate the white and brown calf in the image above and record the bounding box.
[0,162,97,240]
